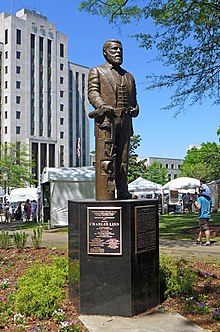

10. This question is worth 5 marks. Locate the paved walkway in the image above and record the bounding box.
[1,222,219,259]
[1,221,219,331]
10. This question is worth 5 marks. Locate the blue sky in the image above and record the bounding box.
[1,0,219,159]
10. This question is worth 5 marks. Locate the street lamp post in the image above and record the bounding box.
[3,173,8,196]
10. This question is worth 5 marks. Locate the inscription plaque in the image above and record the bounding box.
[87,207,122,255]
[135,205,156,253]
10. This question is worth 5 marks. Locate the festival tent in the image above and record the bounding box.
[128,177,162,199]
[128,177,162,191]
[161,177,200,191]
[40,167,95,227]
[8,187,39,202]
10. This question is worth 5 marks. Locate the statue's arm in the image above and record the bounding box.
[129,75,139,118]
[88,67,115,117]
[88,67,106,109]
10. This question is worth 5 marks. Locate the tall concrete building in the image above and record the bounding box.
[0,8,90,183]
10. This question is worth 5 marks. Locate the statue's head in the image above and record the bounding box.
[103,39,123,67]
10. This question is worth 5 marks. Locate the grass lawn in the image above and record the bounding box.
[2,212,219,242]
[159,212,220,241]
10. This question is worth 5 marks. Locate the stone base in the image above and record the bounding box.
[68,199,160,317]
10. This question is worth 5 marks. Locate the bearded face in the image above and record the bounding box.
[104,42,123,67]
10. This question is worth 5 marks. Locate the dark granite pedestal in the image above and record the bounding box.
[68,199,160,317]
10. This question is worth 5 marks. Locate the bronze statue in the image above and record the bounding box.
[88,39,139,200]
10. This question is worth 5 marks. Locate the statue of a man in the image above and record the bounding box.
[88,39,139,200]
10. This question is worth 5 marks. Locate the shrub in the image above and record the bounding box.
[31,227,43,249]
[0,230,12,249]
[12,231,28,250]
[13,257,68,319]
[160,255,197,298]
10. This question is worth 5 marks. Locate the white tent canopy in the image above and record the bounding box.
[128,177,162,192]
[8,188,39,202]
[161,177,200,191]
[41,167,95,227]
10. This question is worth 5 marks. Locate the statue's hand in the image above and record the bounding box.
[129,105,139,118]
[99,104,115,115]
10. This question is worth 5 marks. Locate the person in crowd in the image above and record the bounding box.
[24,199,32,222]
[31,199,38,223]
[4,202,12,223]
[14,202,22,221]
[183,192,190,212]
[194,187,212,246]
[200,178,211,198]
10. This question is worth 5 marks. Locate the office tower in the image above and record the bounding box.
[0,8,90,183]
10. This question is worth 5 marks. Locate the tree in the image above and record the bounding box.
[128,135,148,182]
[127,135,167,184]
[180,142,220,182]
[0,143,36,190]
[79,0,220,115]
[145,161,168,185]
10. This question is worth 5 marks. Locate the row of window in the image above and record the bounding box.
[4,111,21,119]
[5,29,65,58]
[4,125,65,137]
[4,65,21,74]
[4,50,21,60]
[4,126,21,134]
[3,94,66,105]
[3,81,21,89]
[5,29,21,45]
[4,96,21,104]
[165,163,181,170]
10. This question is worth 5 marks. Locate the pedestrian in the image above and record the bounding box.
[4,202,12,223]
[194,187,212,246]
[31,200,37,222]
[183,192,190,212]
[24,199,31,222]
[14,202,22,221]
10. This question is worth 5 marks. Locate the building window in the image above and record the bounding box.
[5,81,8,89]
[60,145,64,166]
[60,90,64,98]
[4,127,7,134]
[60,104,64,111]
[178,165,181,169]
[166,164,168,169]
[60,118,64,125]
[16,96,21,104]
[60,131,64,139]
[60,77,64,84]
[60,63,64,70]
[16,111,21,119]
[16,51,21,59]
[16,81,21,89]
[16,126,20,135]
[5,51,8,59]
[16,126,21,134]
[16,66,21,74]
[5,111,7,119]
[16,29,21,45]
[5,96,7,104]
[174,174,177,179]
[5,66,8,74]
[5,29,8,44]
[171,164,174,169]
[60,43,64,57]
[168,174,171,181]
